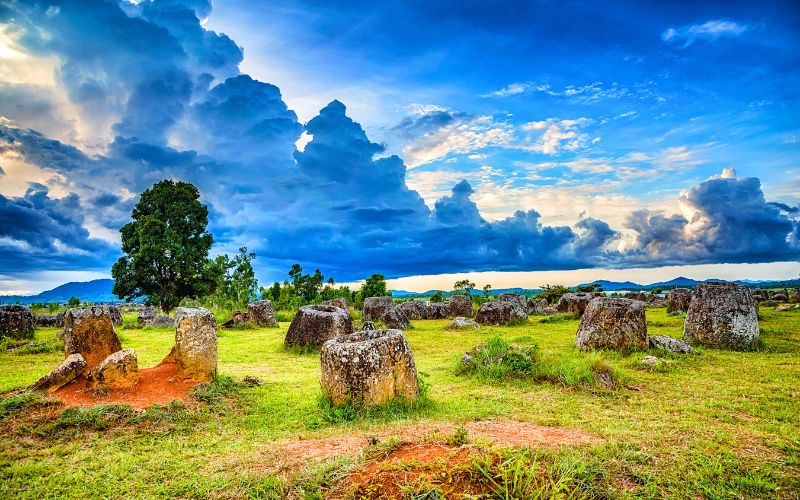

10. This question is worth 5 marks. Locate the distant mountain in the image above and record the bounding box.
[0,279,119,304]
[2,275,797,305]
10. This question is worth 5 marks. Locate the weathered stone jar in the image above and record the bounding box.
[683,282,759,350]
[63,306,122,370]
[448,295,473,318]
[575,298,648,351]
[666,288,692,312]
[170,307,218,381]
[285,304,353,348]
[556,293,593,316]
[248,300,277,326]
[320,329,420,406]
[475,300,527,325]
[0,305,35,340]
[362,296,409,329]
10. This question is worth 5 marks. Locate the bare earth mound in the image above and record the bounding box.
[276,419,596,470]
[51,362,197,409]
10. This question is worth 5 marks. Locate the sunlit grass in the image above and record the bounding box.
[0,306,798,497]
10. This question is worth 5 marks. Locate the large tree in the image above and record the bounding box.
[112,180,216,312]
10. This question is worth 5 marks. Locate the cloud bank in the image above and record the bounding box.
[0,0,797,284]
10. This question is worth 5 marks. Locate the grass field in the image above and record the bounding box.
[1,306,798,498]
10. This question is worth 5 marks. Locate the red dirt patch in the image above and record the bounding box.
[335,443,482,499]
[52,362,197,409]
[274,419,597,473]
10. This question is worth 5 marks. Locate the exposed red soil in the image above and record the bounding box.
[52,362,197,409]
[278,419,596,469]
[337,443,483,499]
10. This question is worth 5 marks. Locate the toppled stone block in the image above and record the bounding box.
[29,354,87,393]
[87,349,138,390]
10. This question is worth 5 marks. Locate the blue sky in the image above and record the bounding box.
[0,0,798,293]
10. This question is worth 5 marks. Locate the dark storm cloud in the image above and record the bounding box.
[0,184,117,271]
[0,0,797,283]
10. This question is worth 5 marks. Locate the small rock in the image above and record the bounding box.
[242,375,263,386]
[648,335,692,353]
[87,349,138,390]
[460,352,473,366]
[29,354,87,393]
[361,321,377,331]
[447,317,480,330]
[639,355,666,369]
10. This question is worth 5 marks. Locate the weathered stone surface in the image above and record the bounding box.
[35,314,60,328]
[667,288,692,312]
[498,293,528,312]
[0,305,35,340]
[527,297,549,315]
[398,300,449,320]
[624,291,647,302]
[87,349,138,390]
[648,335,693,354]
[772,293,789,302]
[541,306,558,315]
[56,310,66,327]
[138,306,156,325]
[362,296,409,329]
[575,298,648,351]
[108,305,123,326]
[556,293,593,316]
[446,317,480,330]
[475,300,527,325]
[322,297,349,311]
[320,329,419,406]
[776,304,800,312]
[640,355,668,369]
[248,300,277,326]
[149,315,175,327]
[170,307,218,381]
[63,306,122,370]
[361,321,377,331]
[29,354,86,393]
[751,295,765,302]
[790,289,800,303]
[448,295,473,318]
[683,282,759,351]
[285,304,353,348]
[222,311,249,328]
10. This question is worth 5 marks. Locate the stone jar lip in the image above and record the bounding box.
[1,304,31,311]
[301,304,347,315]
[589,297,643,307]
[327,328,403,346]
[66,305,112,318]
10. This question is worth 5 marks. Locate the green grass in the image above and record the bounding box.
[0,306,798,497]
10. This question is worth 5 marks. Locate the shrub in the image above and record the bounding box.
[459,336,539,380]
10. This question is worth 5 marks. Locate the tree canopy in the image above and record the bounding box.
[112,180,216,313]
